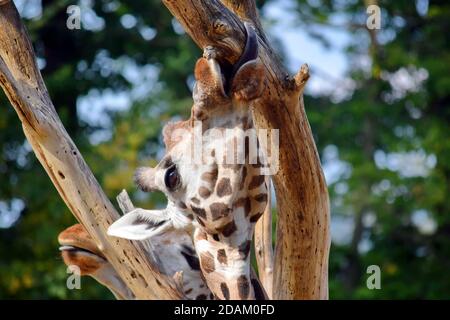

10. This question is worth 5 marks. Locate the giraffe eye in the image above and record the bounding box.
[164,165,180,191]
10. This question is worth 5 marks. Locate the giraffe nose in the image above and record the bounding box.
[134,167,159,192]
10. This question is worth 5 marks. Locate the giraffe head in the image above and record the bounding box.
[130,23,266,234]
[108,23,269,299]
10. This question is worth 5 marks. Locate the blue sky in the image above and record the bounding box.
[262,0,351,95]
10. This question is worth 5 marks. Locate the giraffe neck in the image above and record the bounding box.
[179,110,269,299]
[192,157,268,300]
[194,226,253,299]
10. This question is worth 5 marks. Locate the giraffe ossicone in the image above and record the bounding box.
[107,23,270,300]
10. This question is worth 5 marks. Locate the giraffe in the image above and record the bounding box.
[58,224,134,300]
[59,223,212,300]
[108,23,270,300]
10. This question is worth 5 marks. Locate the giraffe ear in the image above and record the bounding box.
[231,59,265,103]
[107,209,171,241]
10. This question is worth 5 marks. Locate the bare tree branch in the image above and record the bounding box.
[0,0,183,300]
[116,189,136,214]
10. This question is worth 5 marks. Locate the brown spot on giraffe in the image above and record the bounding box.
[201,168,218,185]
[178,201,187,209]
[191,197,200,205]
[238,240,251,259]
[248,175,265,189]
[198,186,212,199]
[200,252,215,274]
[254,193,268,203]
[250,211,264,223]
[217,249,227,265]
[234,197,252,217]
[217,220,237,237]
[209,202,231,221]
[191,206,207,219]
[237,275,250,299]
[220,282,230,300]
[216,178,232,197]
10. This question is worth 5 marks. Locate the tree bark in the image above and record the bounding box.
[162,0,330,299]
[0,0,183,300]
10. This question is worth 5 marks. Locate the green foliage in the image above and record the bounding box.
[295,0,450,299]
